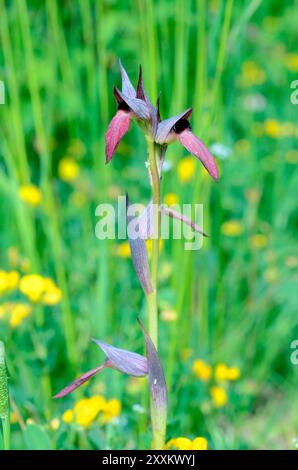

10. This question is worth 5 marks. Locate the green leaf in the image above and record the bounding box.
[23,424,52,450]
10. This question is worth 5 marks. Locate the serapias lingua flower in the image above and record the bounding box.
[155,108,218,181]
[105,62,218,181]
[105,62,158,163]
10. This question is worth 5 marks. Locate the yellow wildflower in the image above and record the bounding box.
[19,185,42,207]
[264,119,281,138]
[214,363,229,381]
[62,409,74,424]
[226,366,240,381]
[117,241,131,258]
[210,386,228,407]
[192,437,208,450]
[58,157,79,183]
[74,401,98,428]
[102,399,121,423]
[0,270,20,295]
[19,274,45,302]
[177,157,196,183]
[192,359,212,382]
[89,395,107,412]
[43,287,62,305]
[10,303,32,327]
[42,278,62,305]
[251,234,268,249]
[284,53,298,72]
[221,220,244,237]
[215,364,240,381]
[166,437,193,450]
[164,193,179,206]
[19,274,61,305]
[74,396,108,428]
[7,271,19,289]
[166,437,207,450]
[50,418,60,431]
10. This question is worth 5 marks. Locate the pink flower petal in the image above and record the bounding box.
[105,110,131,163]
[178,129,219,181]
[53,365,105,398]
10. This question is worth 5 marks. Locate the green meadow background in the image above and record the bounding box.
[0,0,298,450]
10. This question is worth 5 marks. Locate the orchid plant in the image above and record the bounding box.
[54,62,218,450]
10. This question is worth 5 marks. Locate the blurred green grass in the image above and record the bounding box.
[0,0,297,450]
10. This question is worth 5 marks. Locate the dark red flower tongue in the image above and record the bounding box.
[105,110,131,163]
[178,129,219,181]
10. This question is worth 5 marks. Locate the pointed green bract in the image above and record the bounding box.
[138,320,168,450]
[0,342,8,419]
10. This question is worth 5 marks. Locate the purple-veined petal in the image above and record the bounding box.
[155,108,192,144]
[152,95,162,137]
[136,200,153,239]
[136,66,156,124]
[92,339,148,377]
[178,129,219,181]
[53,365,105,398]
[136,65,146,102]
[114,87,151,120]
[105,110,131,163]
[138,319,167,449]
[126,195,153,295]
[119,60,136,97]
[160,206,207,237]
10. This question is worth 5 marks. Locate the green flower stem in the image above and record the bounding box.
[146,139,166,450]
[147,139,160,350]
[0,341,10,450]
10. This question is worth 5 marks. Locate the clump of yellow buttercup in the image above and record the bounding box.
[192,358,240,409]
[0,267,62,328]
[19,184,42,207]
[62,395,121,428]
[19,274,62,305]
[0,270,20,295]
[165,436,208,450]
[0,302,32,328]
